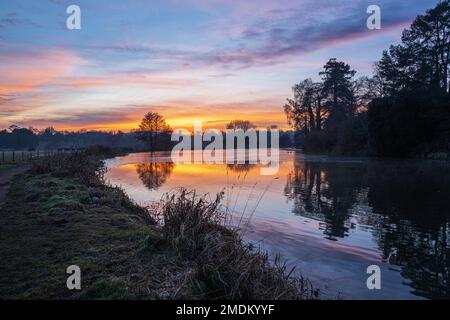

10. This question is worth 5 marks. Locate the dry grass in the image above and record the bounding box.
[1,147,318,300]
[158,189,319,300]
[29,146,113,186]
[0,148,190,299]
[29,146,154,225]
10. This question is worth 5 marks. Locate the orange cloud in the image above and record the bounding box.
[54,103,289,132]
[50,74,197,90]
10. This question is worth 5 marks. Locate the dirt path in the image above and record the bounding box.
[0,166,29,207]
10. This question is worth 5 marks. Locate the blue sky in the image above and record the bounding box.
[0,0,441,130]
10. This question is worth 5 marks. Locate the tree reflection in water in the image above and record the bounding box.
[284,157,450,299]
[284,161,365,240]
[136,161,174,191]
[226,162,257,173]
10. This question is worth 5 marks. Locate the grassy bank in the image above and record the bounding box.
[0,163,18,172]
[0,148,318,299]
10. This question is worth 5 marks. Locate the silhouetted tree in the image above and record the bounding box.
[136,112,172,151]
[369,0,450,157]
[284,79,325,133]
[376,1,449,95]
[320,58,356,118]
[0,126,38,150]
[284,59,371,154]
[284,2,449,157]
[403,0,449,93]
[226,120,256,131]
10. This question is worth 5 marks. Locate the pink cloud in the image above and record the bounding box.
[0,48,85,95]
[49,73,198,90]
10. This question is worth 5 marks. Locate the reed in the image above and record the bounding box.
[158,189,319,300]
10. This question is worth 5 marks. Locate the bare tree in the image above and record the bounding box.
[136,112,172,151]
[284,79,325,133]
[226,120,256,131]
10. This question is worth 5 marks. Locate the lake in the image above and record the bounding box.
[104,150,450,300]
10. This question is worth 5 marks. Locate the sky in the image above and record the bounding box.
[0,0,441,131]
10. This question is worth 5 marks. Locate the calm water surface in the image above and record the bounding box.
[105,150,450,300]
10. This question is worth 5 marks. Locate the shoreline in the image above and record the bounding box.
[0,147,318,300]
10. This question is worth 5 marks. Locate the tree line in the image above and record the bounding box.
[0,126,147,151]
[134,112,294,150]
[3,2,446,157]
[284,1,449,157]
[0,117,294,151]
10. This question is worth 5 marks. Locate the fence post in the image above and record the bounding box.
[12,151,15,162]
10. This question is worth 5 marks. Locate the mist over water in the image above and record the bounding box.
[105,150,450,299]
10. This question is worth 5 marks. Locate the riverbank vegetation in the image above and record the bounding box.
[0,163,18,172]
[0,148,317,299]
[284,1,449,158]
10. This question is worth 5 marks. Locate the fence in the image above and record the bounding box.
[0,149,74,163]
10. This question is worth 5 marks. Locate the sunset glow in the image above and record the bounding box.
[0,0,439,131]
